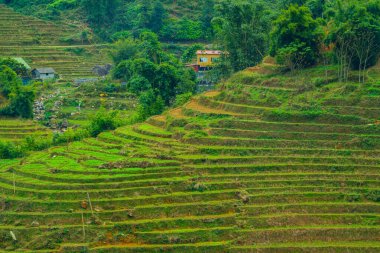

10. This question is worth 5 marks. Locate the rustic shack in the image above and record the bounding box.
[32,68,56,80]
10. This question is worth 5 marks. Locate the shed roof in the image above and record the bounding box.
[33,67,56,74]
[196,50,222,55]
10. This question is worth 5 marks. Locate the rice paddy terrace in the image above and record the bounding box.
[0,5,110,81]
[1,67,380,252]
[0,118,49,143]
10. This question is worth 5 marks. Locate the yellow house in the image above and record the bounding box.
[196,50,222,68]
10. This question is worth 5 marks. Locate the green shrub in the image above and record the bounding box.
[53,128,90,144]
[88,109,120,137]
[174,92,192,107]
[0,141,24,159]
[127,75,151,95]
[24,134,52,151]
[48,0,78,10]
[137,89,165,120]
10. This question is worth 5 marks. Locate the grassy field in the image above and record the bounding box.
[0,4,110,82]
[0,118,50,143]
[0,64,379,252]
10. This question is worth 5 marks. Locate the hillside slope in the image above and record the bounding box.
[0,5,110,81]
[0,66,379,252]
[0,118,49,143]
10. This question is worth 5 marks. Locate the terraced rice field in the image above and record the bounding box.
[0,5,110,81]
[0,118,49,143]
[1,69,380,252]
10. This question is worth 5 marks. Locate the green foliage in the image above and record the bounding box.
[110,31,132,42]
[161,18,203,41]
[0,66,35,118]
[0,58,29,76]
[127,75,151,95]
[213,0,271,71]
[201,0,215,39]
[48,0,78,10]
[174,92,192,107]
[181,44,204,63]
[0,65,19,97]
[5,85,35,118]
[154,63,180,105]
[327,0,380,76]
[88,109,120,137]
[271,4,322,68]
[209,55,233,82]
[5,0,215,42]
[52,128,89,144]
[110,33,161,64]
[150,0,167,33]
[276,42,315,71]
[24,134,52,151]
[0,141,24,159]
[81,0,118,27]
[111,31,195,119]
[137,89,165,119]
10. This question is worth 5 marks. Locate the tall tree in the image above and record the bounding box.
[213,0,271,71]
[81,0,119,27]
[0,66,35,118]
[201,0,215,39]
[149,1,167,33]
[270,4,322,69]
[327,0,380,83]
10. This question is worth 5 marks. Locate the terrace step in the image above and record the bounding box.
[230,241,380,253]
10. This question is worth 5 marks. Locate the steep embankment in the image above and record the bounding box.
[0,66,380,252]
[0,5,110,81]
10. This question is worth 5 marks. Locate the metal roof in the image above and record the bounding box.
[196,50,222,55]
[33,67,56,74]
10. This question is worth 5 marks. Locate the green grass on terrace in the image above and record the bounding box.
[1,64,380,251]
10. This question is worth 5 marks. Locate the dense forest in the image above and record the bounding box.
[2,0,380,110]
[4,0,379,73]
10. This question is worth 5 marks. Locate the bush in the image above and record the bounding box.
[0,141,24,159]
[24,134,52,151]
[276,42,316,70]
[174,92,192,107]
[88,109,120,137]
[53,128,90,144]
[137,89,165,120]
[48,0,78,10]
[111,31,132,41]
[127,75,151,94]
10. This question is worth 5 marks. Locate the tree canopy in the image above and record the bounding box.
[0,65,35,118]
